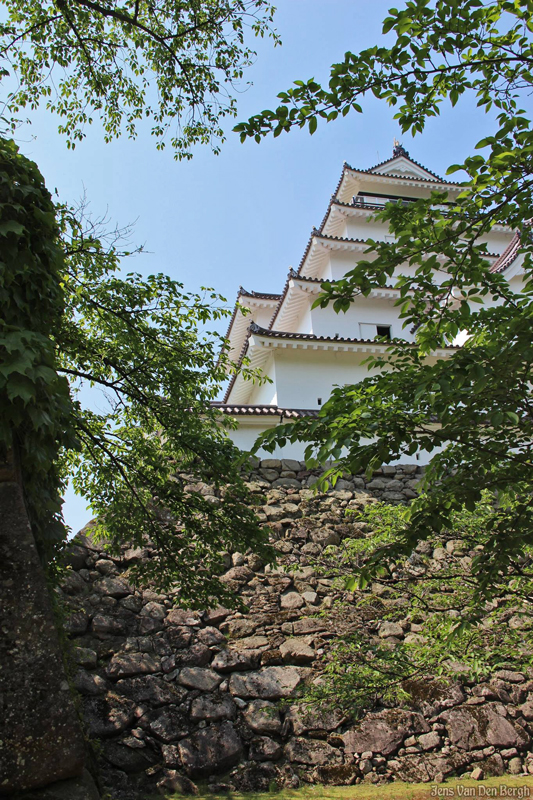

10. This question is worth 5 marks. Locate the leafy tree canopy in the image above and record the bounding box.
[1,0,277,158]
[236,0,533,596]
[0,0,280,604]
[57,205,273,605]
[0,138,272,605]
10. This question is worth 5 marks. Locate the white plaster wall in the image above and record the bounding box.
[508,271,526,291]
[344,216,392,241]
[310,296,414,341]
[228,421,307,458]
[247,354,277,405]
[226,419,437,465]
[253,306,276,327]
[318,259,333,281]
[273,349,375,410]
[292,304,313,335]
[324,249,483,287]
[234,304,275,333]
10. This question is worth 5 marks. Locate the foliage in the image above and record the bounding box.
[54,204,273,605]
[236,0,533,592]
[0,137,272,604]
[236,0,532,143]
[1,0,278,158]
[304,498,533,714]
[0,0,280,603]
[0,138,77,566]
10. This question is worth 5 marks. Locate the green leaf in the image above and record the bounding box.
[0,220,25,236]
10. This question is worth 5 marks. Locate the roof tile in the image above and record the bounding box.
[211,403,318,419]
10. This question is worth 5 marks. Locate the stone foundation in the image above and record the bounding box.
[0,480,86,797]
[59,462,533,797]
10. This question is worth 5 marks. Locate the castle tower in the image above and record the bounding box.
[213,149,517,460]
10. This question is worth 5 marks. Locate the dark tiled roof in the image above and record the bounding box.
[289,269,321,283]
[320,195,431,237]
[268,252,401,333]
[333,198,388,212]
[490,232,521,274]
[321,153,459,234]
[295,231,316,277]
[212,403,319,419]
[223,321,393,402]
[220,291,241,359]
[238,287,281,301]
[317,232,369,245]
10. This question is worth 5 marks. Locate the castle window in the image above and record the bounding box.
[376,325,391,340]
[360,323,392,340]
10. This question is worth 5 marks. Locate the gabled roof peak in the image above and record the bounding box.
[366,146,445,182]
[392,141,410,159]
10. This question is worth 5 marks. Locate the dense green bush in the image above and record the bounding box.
[0,138,76,567]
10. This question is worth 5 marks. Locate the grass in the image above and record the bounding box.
[161,774,533,800]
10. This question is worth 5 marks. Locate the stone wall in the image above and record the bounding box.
[60,462,533,798]
[0,475,88,798]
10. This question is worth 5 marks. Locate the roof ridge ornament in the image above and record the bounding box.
[392,138,410,158]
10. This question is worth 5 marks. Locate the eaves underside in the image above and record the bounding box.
[272,275,400,332]
[223,289,281,369]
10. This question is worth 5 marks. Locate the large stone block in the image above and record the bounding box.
[211,648,261,673]
[178,667,223,692]
[229,666,303,699]
[14,769,100,800]
[178,722,243,777]
[106,652,161,678]
[343,710,429,756]
[190,694,236,722]
[84,693,135,738]
[137,706,190,742]
[284,738,342,766]
[287,705,345,735]
[441,703,530,750]
[279,638,315,664]
[281,459,303,473]
[243,700,282,734]
[249,735,283,762]
[0,482,86,793]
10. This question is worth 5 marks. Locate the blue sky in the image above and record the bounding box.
[18,1,501,533]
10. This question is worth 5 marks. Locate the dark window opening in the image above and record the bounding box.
[376,325,391,340]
